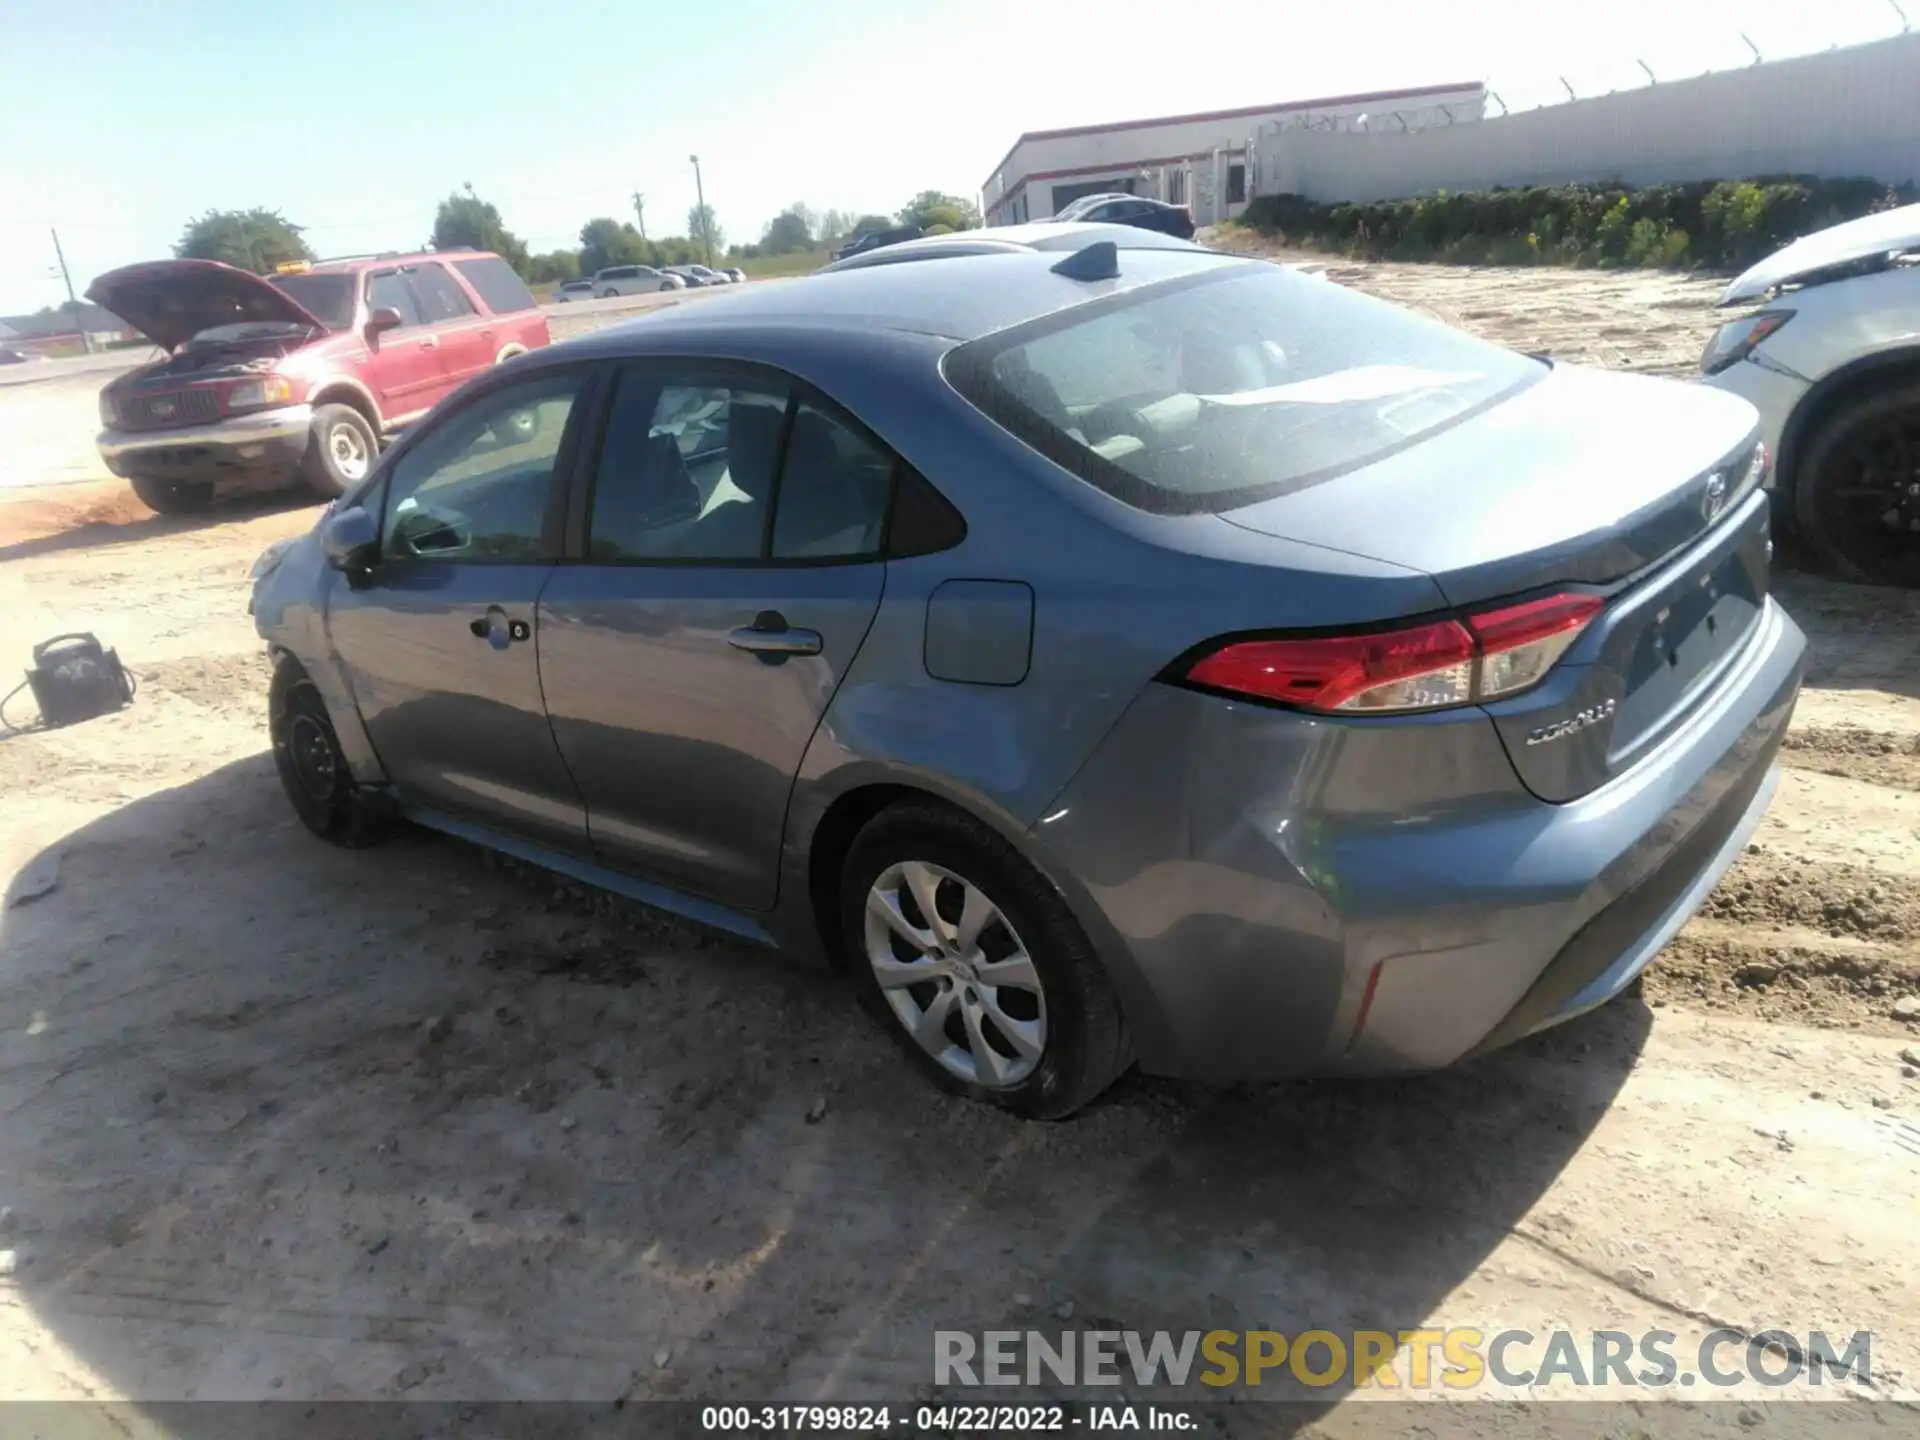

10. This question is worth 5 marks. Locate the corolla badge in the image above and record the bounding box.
[1701,470,1728,522]
[1525,698,1617,747]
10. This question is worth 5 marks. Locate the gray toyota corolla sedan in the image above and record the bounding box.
[251,234,1806,1117]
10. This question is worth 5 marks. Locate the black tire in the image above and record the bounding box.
[269,661,388,847]
[1792,382,1920,588]
[838,801,1130,1118]
[489,406,542,446]
[128,472,215,515]
[601,288,619,299]
[299,403,378,500]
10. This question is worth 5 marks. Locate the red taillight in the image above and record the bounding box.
[1184,592,1602,715]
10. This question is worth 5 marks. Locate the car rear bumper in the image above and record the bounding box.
[1033,596,1805,1081]
[98,403,313,479]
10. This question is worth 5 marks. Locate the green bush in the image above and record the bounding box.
[1238,175,1914,272]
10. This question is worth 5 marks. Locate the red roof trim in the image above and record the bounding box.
[985,151,1246,217]
[982,81,1483,193]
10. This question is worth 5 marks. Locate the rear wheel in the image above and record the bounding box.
[299,403,378,500]
[128,472,215,516]
[1793,383,1920,588]
[601,288,619,298]
[838,801,1129,1118]
[269,661,388,847]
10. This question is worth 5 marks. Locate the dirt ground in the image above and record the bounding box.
[1,258,1917,1426]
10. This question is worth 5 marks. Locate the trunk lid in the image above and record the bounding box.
[85,259,328,353]
[1218,365,1760,607]
[1220,364,1767,800]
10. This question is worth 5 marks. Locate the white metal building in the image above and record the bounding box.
[982,82,1487,228]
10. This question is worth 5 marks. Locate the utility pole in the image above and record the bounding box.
[631,191,647,241]
[50,228,94,356]
[689,154,712,267]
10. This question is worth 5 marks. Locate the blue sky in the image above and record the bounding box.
[0,0,1904,313]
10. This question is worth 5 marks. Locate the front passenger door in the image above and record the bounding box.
[327,369,594,849]
[362,269,442,420]
[537,363,896,908]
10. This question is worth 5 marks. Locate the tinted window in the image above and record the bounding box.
[268,272,354,329]
[408,263,475,322]
[381,372,584,561]
[602,267,636,280]
[947,264,1543,515]
[770,401,892,559]
[366,271,423,328]
[451,255,537,315]
[588,371,790,561]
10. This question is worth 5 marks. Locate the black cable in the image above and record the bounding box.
[0,680,31,734]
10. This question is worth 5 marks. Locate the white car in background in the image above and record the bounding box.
[1702,203,1920,587]
[591,264,684,296]
[552,280,597,303]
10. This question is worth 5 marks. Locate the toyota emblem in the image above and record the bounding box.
[1701,471,1727,522]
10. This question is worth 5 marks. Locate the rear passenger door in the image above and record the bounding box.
[407,261,495,390]
[536,361,898,909]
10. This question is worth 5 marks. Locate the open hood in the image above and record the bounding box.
[1719,202,1920,307]
[85,258,330,351]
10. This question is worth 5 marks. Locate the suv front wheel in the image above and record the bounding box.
[300,404,378,499]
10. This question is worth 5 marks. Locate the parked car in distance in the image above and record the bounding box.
[833,226,923,261]
[0,346,45,364]
[663,265,719,287]
[254,239,1803,1117]
[89,251,550,515]
[723,267,747,283]
[1052,192,1196,239]
[1700,202,1920,587]
[689,265,731,284]
[591,265,682,297]
[553,280,598,303]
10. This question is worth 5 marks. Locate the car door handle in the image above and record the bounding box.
[469,609,531,646]
[418,334,440,349]
[728,612,822,657]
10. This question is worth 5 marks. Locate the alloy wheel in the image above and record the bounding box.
[328,422,370,482]
[863,860,1046,1088]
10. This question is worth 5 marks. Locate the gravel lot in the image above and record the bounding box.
[0,257,1916,1421]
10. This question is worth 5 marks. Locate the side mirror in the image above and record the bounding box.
[321,505,379,571]
[365,306,404,336]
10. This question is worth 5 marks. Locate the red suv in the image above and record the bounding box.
[89,250,550,514]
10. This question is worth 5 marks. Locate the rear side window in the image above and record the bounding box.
[452,255,537,315]
[409,263,475,322]
[945,264,1544,515]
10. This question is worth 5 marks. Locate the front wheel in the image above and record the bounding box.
[128,472,215,515]
[299,403,378,499]
[269,661,388,847]
[1793,383,1920,588]
[839,801,1130,1118]
[601,288,619,299]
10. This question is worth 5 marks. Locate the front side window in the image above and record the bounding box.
[408,263,476,323]
[365,271,423,329]
[946,263,1544,515]
[381,372,584,561]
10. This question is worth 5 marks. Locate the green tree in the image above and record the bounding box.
[173,208,314,274]
[578,217,648,274]
[897,190,981,232]
[817,208,855,246]
[527,250,581,284]
[849,213,896,240]
[432,191,531,275]
[687,203,724,260]
[760,205,814,254]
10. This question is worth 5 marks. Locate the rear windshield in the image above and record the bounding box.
[452,255,538,314]
[944,263,1544,514]
[268,272,355,330]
